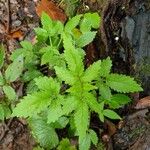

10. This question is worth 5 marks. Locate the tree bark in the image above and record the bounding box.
[121,0,150,95]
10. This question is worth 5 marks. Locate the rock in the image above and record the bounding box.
[113,109,150,150]
[12,20,22,27]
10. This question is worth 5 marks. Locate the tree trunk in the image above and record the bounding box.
[100,0,150,95]
[121,0,150,95]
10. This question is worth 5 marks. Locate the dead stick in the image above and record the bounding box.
[0,118,13,142]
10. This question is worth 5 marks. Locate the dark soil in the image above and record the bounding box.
[0,0,39,149]
[0,118,35,150]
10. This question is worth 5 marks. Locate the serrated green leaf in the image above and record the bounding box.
[89,129,98,145]
[12,91,51,117]
[20,41,33,50]
[41,49,54,65]
[57,138,76,150]
[98,84,112,100]
[10,48,24,61]
[29,117,59,149]
[2,105,11,119]
[34,76,60,94]
[0,104,5,120]
[52,117,69,129]
[99,57,112,77]
[5,55,24,82]
[53,21,64,34]
[80,13,100,33]
[40,46,59,55]
[83,60,101,82]
[65,14,82,33]
[22,70,42,82]
[40,46,64,68]
[76,31,97,47]
[82,83,97,91]
[98,102,105,122]
[26,80,38,94]
[55,67,75,85]
[89,13,101,28]
[108,94,131,109]
[0,44,5,69]
[69,116,76,135]
[72,28,82,39]
[74,102,89,140]
[84,93,100,113]
[106,74,143,93]
[0,72,5,86]
[47,103,63,123]
[62,96,77,115]
[33,146,44,150]
[3,85,16,101]
[79,133,91,150]
[80,18,91,33]
[103,109,121,120]
[13,41,34,65]
[62,32,75,50]
[0,104,11,120]
[34,28,48,42]
[41,12,54,35]
[13,77,61,117]
[64,47,84,75]
[48,55,66,68]
[99,101,104,111]
[67,82,96,95]
[84,93,104,122]
[64,0,79,17]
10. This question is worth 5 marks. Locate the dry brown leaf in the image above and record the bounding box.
[135,96,150,109]
[7,30,24,40]
[36,0,67,23]
[10,30,24,39]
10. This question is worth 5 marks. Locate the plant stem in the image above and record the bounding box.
[49,37,53,47]
[57,38,62,48]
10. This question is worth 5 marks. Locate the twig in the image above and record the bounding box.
[0,19,5,27]
[7,118,14,128]
[6,0,10,33]
[57,0,64,7]
[0,123,8,142]
[0,118,13,142]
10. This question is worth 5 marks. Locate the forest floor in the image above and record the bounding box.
[0,0,150,149]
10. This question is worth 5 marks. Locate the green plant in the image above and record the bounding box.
[57,138,76,150]
[0,12,142,150]
[59,0,79,17]
[0,44,19,120]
